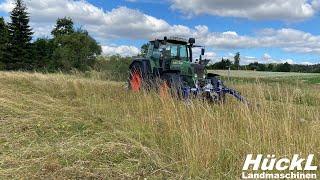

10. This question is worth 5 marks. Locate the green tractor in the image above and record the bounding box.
[128,37,247,103]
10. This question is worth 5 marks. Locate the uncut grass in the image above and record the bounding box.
[0,71,319,179]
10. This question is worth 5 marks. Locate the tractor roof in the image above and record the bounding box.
[150,37,189,45]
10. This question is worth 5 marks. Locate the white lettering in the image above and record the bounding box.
[305,154,317,170]
[261,155,276,170]
[243,154,263,170]
[275,158,290,171]
[289,154,305,170]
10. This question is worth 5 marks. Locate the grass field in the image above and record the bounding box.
[0,71,320,179]
[212,70,320,78]
[211,70,320,85]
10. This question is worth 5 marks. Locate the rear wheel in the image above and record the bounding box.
[128,63,143,92]
[159,80,170,98]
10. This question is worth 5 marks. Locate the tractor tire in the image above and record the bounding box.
[128,63,145,92]
[160,73,184,97]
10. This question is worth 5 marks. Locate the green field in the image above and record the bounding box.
[0,71,319,179]
[211,70,320,85]
[212,70,320,78]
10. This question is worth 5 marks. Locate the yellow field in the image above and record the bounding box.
[0,71,319,179]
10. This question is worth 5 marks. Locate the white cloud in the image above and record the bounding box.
[204,52,217,60]
[102,45,140,57]
[262,53,272,62]
[30,23,53,38]
[0,0,13,12]
[217,53,299,65]
[242,56,258,64]
[220,54,259,65]
[312,0,320,10]
[261,54,295,64]
[282,59,294,64]
[199,28,320,54]
[0,0,171,39]
[192,47,217,61]
[171,0,319,21]
[301,61,315,65]
[222,31,238,36]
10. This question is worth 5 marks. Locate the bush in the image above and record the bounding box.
[0,61,5,70]
[93,55,132,81]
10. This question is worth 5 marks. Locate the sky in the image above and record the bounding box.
[0,0,319,64]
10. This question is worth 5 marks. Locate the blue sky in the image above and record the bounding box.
[0,0,319,64]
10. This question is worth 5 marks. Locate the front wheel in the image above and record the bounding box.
[160,73,185,98]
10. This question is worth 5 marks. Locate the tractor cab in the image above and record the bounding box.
[146,37,206,78]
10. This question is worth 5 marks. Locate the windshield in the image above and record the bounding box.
[159,43,188,61]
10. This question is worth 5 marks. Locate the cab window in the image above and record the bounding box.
[147,44,154,58]
[170,45,178,57]
[179,46,188,60]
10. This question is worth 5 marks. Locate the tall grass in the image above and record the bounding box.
[0,71,319,179]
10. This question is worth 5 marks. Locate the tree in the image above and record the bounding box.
[211,58,232,70]
[32,38,55,70]
[51,18,101,71]
[234,52,240,70]
[0,17,9,69]
[53,29,102,71]
[276,62,291,72]
[313,65,320,73]
[267,64,275,71]
[248,62,259,70]
[7,0,33,70]
[140,43,149,57]
[51,17,74,37]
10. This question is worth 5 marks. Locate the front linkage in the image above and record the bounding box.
[171,74,249,104]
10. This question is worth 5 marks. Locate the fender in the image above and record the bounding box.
[207,73,221,78]
[129,58,152,78]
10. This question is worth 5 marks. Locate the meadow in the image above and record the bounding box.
[0,70,319,179]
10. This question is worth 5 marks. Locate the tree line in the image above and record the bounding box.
[0,0,101,72]
[207,53,320,73]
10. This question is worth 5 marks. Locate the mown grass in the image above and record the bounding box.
[0,71,320,179]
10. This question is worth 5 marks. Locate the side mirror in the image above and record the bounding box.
[189,38,195,44]
[201,48,205,55]
[154,40,160,49]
